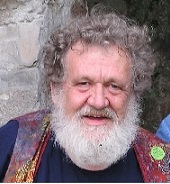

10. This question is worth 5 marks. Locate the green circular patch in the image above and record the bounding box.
[150,146,165,161]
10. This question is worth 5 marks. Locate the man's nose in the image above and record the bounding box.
[87,84,109,109]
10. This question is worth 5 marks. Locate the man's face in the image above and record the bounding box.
[52,43,132,125]
[50,43,139,171]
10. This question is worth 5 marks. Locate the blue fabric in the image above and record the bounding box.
[0,120,18,181]
[0,120,143,183]
[156,114,170,143]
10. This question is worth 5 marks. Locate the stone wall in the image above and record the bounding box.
[0,0,80,126]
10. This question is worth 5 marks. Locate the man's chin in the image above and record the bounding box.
[78,124,113,142]
[67,141,130,172]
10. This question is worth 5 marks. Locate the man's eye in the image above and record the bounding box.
[79,82,89,86]
[110,84,119,89]
[108,83,122,94]
[76,82,90,91]
[73,80,90,88]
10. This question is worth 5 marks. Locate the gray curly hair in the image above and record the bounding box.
[43,7,156,100]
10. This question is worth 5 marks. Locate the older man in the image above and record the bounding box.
[0,6,170,183]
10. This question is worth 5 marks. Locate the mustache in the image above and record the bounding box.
[76,107,117,120]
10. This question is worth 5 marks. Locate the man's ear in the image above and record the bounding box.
[50,82,58,105]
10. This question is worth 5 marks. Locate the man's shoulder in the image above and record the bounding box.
[0,119,19,151]
[135,128,165,144]
[13,109,51,141]
[0,109,51,145]
[0,119,19,135]
[14,109,50,124]
[2,109,51,183]
[134,128,170,162]
[1,109,50,130]
[133,128,170,182]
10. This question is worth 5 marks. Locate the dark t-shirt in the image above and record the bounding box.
[0,120,144,182]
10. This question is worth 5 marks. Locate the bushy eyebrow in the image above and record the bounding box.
[71,75,123,85]
[71,76,93,84]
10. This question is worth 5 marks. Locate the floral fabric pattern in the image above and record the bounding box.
[134,128,170,182]
[3,109,50,183]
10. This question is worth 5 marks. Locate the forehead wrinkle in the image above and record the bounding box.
[65,43,132,85]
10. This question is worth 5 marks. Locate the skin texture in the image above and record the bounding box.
[51,43,133,127]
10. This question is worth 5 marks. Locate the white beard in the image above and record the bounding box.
[51,94,141,171]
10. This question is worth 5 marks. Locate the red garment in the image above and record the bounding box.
[133,128,170,182]
[3,110,170,182]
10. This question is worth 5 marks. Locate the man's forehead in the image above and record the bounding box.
[65,44,131,71]
[67,41,131,61]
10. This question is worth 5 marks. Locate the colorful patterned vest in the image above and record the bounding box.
[3,110,170,182]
